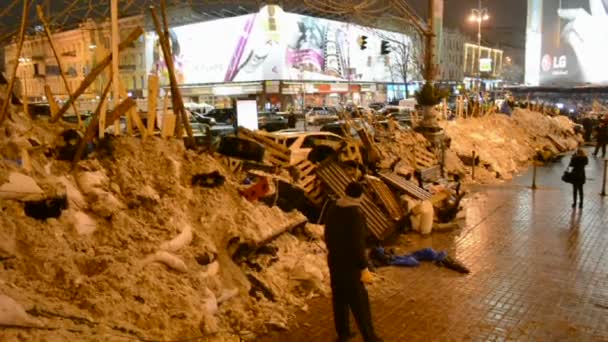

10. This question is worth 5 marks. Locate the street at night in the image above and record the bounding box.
[0,1,607,341]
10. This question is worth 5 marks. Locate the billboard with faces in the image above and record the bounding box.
[145,5,413,85]
[534,0,608,85]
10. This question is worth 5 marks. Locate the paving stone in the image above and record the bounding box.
[261,151,608,341]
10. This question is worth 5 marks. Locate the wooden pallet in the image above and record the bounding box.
[316,160,396,240]
[365,175,403,221]
[239,128,291,167]
[294,159,324,205]
[378,171,432,201]
[339,141,363,164]
[414,145,437,169]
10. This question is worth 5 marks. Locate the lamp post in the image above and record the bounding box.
[468,1,489,92]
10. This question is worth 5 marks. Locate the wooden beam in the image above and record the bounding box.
[111,0,121,136]
[149,4,193,142]
[119,79,146,138]
[147,74,159,135]
[44,85,59,116]
[73,79,112,166]
[51,27,144,123]
[36,5,82,128]
[0,0,30,125]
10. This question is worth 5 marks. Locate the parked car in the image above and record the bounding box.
[258,111,288,132]
[320,120,376,139]
[198,108,236,125]
[386,112,413,127]
[368,102,385,111]
[305,107,339,126]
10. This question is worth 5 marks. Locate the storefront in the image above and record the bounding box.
[145,4,414,112]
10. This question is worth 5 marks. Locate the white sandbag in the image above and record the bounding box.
[160,223,193,252]
[201,287,218,315]
[71,211,97,235]
[76,171,109,195]
[0,172,43,200]
[142,251,187,273]
[199,287,220,335]
[410,200,434,235]
[58,176,87,209]
[200,260,220,279]
[217,288,239,304]
[0,294,43,328]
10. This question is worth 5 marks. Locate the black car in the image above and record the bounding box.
[368,102,385,111]
[258,112,288,132]
[194,108,236,125]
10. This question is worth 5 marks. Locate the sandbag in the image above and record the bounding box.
[410,200,434,235]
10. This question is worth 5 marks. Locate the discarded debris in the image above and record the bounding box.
[24,196,67,220]
[192,170,225,188]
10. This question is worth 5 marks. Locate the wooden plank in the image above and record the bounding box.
[73,80,112,165]
[44,85,59,116]
[317,160,396,240]
[240,128,291,155]
[149,4,193,141]
[161,114,176,139]
[98,93,108,138]
[110,0,121,135]
[365,175,403,221]
[36,5,81,128]
[0,0,29,125]
[51,27,144,123]
[379,171,432,201]
[147,74,159,135]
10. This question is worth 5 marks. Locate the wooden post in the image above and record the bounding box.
[119,79,146,137]
[74,79,112,165]
[22,78,29,118]
[110,0,121,135]
[147,74,159,135]
[44,85,59,116]
[36,5,82,128]
[0,0,30,125]
[51,27,143,122]
[149,4,193,143]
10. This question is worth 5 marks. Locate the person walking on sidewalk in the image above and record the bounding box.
[324,182,383,342]
[569,148,589,209]
[593,121,607,158]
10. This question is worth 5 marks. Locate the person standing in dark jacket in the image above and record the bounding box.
[324,182,382,342]
[593,122,607,158]
[569,148,589,209]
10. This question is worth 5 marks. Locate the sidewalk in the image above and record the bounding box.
[261,149,608,341]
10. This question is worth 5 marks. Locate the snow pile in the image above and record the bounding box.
[0,113,327,341]
[443,109,581,182]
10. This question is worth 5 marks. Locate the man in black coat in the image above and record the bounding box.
[324,182,382,342]
[593,121,607,158]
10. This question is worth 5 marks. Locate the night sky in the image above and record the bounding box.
[0,0,529,63]
[408,0,528,63]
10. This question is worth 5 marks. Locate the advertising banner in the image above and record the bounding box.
[538,0,608,85]
[146,5,413,85]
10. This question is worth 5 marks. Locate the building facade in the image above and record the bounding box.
[439,28,465,82]
[463,42,504,89]
[3,15,146,111]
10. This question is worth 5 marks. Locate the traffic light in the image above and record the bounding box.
[380,40,391,55]
[358,35,368,50]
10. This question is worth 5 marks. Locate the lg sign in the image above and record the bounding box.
[541,54,567,72]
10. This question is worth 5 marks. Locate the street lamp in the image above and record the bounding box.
[468,1,489,92]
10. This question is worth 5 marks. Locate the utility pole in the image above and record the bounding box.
[111,0,120,135]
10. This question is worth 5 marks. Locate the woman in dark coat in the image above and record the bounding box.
[569,148,588,209]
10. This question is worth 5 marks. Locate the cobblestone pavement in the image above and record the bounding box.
[262,150,608,342]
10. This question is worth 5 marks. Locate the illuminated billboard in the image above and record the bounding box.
[145,5,413,85]
[526,0,608,86]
